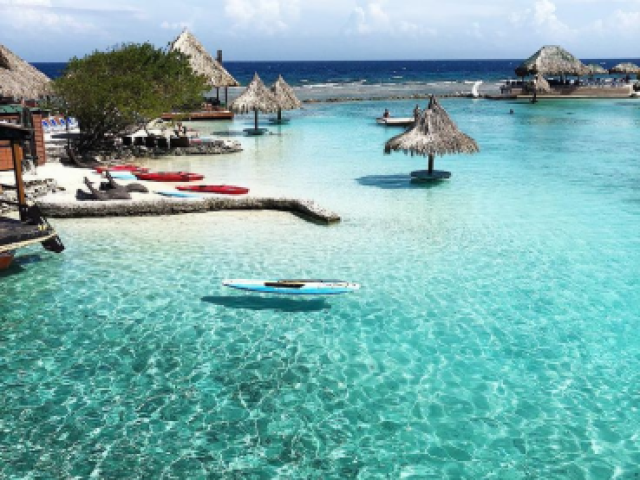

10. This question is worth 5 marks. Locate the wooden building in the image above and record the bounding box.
[0,104,47,171]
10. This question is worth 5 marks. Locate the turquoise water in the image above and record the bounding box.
[2,99,640,478]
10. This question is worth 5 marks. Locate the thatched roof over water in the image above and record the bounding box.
[0,44,51,99]
[585,63,607,75]
[384,96,479,158]
[169,30,239,88]
[271,75,301,111]
[609,62,640,74]
[515,45,588,77]
[230,73,279,114]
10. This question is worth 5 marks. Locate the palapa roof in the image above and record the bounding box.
[609,62,640,74]
[515,45,588,77]
[169,30,239,88]
[230,73,279,114]
[384,96,479,158]
[271,75,301,111]
[585,63,607,75]
[0,44,51,99]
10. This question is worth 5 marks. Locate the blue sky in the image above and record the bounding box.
[1,0,639,61]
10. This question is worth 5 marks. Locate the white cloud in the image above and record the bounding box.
[344,0,436,38]
[224,0,300,35]
[160,21,192,30]
[0,0,97,32]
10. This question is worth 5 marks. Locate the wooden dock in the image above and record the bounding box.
[161,110,234,121]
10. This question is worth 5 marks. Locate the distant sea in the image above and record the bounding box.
[34,59,639,101]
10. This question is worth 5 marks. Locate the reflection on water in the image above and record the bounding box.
[202,295,332,312]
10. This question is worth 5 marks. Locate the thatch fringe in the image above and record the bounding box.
[585,63,607,75]
[230,73,279,114]
[271,75,301,110]
[609,63,640,74]
[384,96,479,158]
[515,45,588,77]
[533,73,551,93]
[0,44,51,99]
[169,30,239,87]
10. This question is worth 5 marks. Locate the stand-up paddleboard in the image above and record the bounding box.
[223,279,360,295]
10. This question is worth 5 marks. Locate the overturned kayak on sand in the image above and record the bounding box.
[222,279,360,295]
[156,191,201,198]
[95,165,149,174]
[135,172,205,182]
[176,185,249,195]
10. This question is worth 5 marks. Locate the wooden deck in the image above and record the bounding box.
[161,110,234,121]
[0,216,58,252]
[490,85,634,100]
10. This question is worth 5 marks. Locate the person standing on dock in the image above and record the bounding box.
[413,104,421,120]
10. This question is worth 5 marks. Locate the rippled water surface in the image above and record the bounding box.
[2,99,640,478]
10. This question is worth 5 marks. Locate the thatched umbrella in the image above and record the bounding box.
[270,75,301,124]
[515,45,588,77]
[169,29,239,105]
[585,63,607,76]
[609,62,640,82]
[230,73,279,133]
[609,63,640,74]
[0,44,51,99]
[384,96,479,180]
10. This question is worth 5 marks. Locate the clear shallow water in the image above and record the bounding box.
[2,99,640,478]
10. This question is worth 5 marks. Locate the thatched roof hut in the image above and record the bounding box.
[271,75,301,111]
[169,30,239,88]
[230,73,279,114]
[515,45,588,77]
[0,44,51,99]
[384,96,479,180]
[585,63,607,75]
[230,73,279,132]
[609,63,640,74]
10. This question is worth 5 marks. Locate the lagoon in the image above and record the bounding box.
[2,98,640,478]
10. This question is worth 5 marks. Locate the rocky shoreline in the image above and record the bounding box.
[38,196,341,225]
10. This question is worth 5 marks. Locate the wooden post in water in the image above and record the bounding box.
[11,140,27,221]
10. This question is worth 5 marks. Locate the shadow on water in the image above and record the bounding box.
[15,254,44,266]
[202,295,332,312]
[0,263,26,278]
[356,174,446,190]
[211,130,283,137]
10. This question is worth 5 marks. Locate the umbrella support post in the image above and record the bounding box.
[254,110,259,130]
[428,154,434,175]
[277,109,282,123]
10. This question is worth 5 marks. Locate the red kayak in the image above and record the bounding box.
[176,185,249,195]
[0,251,14,270]
[95,165,149,174]
[135,172,205,182]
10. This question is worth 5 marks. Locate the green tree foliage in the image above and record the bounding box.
[54,42,208,151]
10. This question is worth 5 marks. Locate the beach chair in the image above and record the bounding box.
[48,118,61,131]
